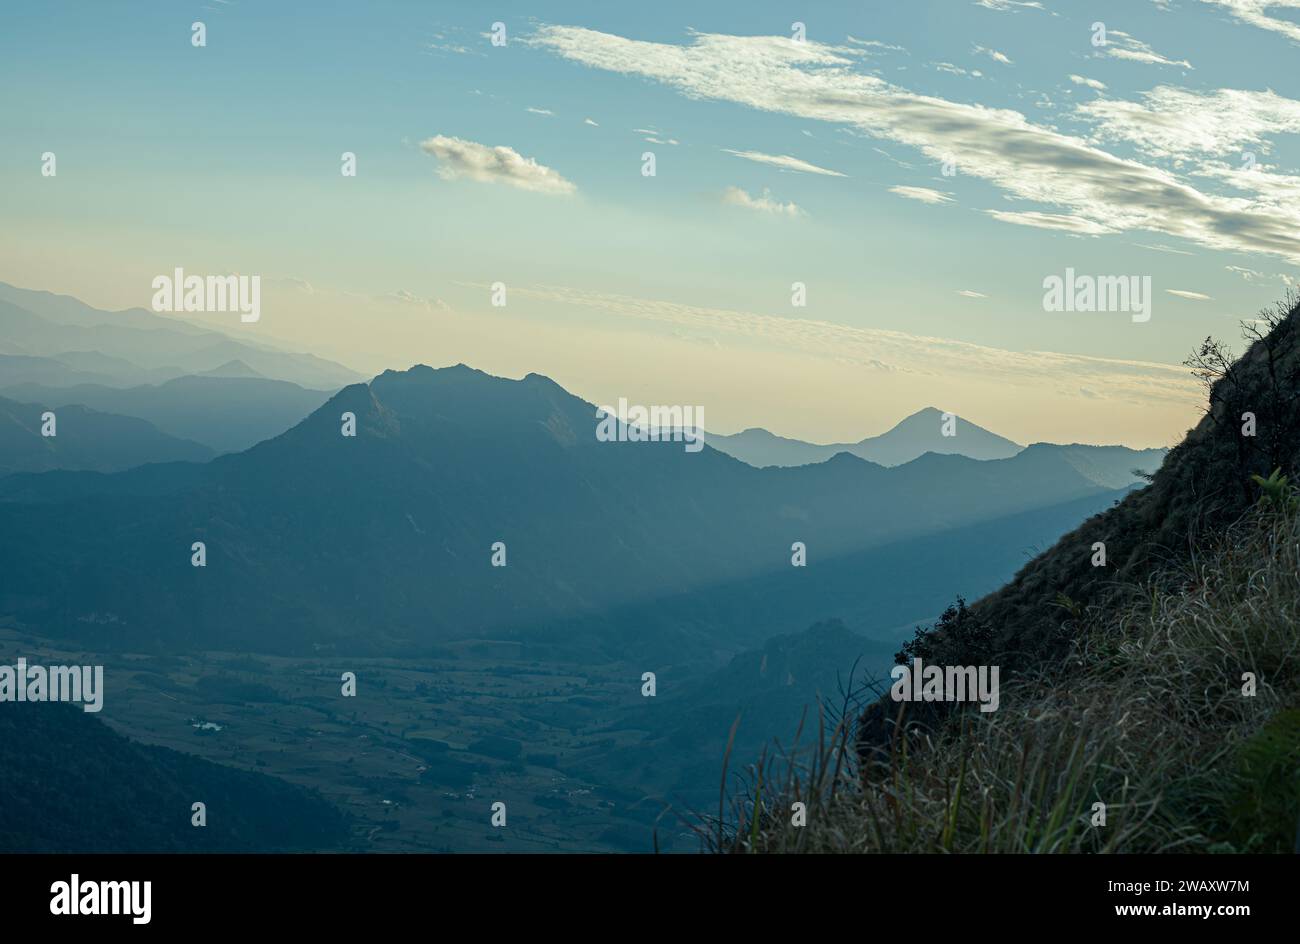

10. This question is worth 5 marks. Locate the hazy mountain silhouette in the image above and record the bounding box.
[0,394,213,474]
[0,284,359,389]
[711,410,1163,488]
[2,375,333,454]
[0,364,1122,656]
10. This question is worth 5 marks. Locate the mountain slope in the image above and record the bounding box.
[964,297,1300,673]
[0,704,350,852]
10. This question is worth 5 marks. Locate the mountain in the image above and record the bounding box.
[0,284,360,389]
[198,359,266,379]
[710,407,1022,468]
[0,703,350,852]
[0,394,214,474]
[0,365,1119,657]
[1,375,334,454]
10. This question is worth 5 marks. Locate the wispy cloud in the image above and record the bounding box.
[957,289,989,298]
[1166,289,1213,300]
[491,282,1200,406]
[722,148,847,176]
[934,61,982,78]
[419,135,576,195]
[845,36,907,54]
[985,210,1115,235]
[975,0,1046,11]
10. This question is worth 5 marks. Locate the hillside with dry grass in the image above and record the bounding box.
[716,291,1300,854]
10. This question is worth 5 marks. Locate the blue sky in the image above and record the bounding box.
[3,0,1299,446]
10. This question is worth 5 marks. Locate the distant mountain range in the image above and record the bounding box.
[710,407,1167,488]
[710,407,1022,467]
[0,282,359,389]
[0,363,1162,658]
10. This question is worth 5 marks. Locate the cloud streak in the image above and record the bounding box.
[722,148,846,176]
[889,185,954,205]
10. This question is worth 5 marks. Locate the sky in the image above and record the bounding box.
[3,0,1300,448]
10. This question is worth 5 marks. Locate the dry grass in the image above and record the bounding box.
[705,505,1300,853]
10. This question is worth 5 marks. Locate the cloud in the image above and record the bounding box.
[526,106,554,116]
[584,117,599,126]
[1200,0,1300,44]
[722,148,847,176]
[418,135,576,195]
[889,185,955,204]
[973,44,1014,65]
[1068,74,1106,91]
[528,25,1300,263]
[957,289,988,298]
[1101,30,1193,68]
[722,186,804,216]
[1166,289,1213,300]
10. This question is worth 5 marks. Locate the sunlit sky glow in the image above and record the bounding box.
[3,0,1299,448]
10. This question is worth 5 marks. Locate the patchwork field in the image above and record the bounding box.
[0,627,702,853]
